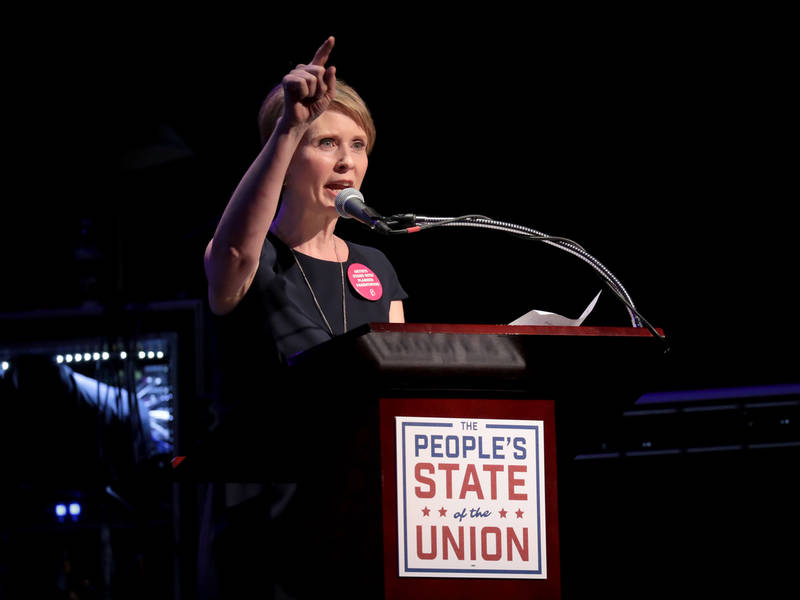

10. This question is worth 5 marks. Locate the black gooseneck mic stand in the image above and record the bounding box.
[381,212,667,347]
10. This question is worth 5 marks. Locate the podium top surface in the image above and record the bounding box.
[288,322,666,391]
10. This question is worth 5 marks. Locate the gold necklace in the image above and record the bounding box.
[291,239,347,336]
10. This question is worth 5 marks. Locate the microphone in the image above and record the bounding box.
[334,188,393,234]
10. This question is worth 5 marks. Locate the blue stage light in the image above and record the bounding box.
[55,503,67,518]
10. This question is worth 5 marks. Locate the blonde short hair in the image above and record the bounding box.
[257,79,376,154]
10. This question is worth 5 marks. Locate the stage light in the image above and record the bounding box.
[120,351,128,359]
[156,350,164,359]
[1,361,9,371]
[92,352,100,361]
[150,409,171,421]
[74,354,82,362]
[147,351,155,359]
[83,353,91,361]
[55,502,82,522]
[138,351,146,359]
[65,354,73,363]
[56,355,64,364]
[102,351,110,360]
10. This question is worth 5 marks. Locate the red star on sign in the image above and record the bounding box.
[515,509,524,519]
[422,506,430,516]
[499,508,508,518]
[439,507,447,517]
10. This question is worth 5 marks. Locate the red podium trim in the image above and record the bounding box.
[369,322,663,337]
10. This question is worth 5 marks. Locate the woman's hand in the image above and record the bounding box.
[281,36,338,127]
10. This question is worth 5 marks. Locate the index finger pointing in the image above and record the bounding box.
[310,36,335,66]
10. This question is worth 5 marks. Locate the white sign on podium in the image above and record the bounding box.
[395,416,547,579]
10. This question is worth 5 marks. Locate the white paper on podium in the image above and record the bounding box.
[509,291,602,327]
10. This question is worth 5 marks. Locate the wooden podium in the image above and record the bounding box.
[285,323,665,599]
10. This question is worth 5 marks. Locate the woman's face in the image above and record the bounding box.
[285,110,369,213]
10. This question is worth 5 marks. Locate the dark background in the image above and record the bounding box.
[5,11,795,386]
[2,8,796,599]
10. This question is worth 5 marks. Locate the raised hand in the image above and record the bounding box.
[281,36,338,127]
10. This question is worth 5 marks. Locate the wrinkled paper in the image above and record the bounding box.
[509,291,601,327]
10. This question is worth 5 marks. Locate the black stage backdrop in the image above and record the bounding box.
[2,10,796,599]
[5,12,794,385]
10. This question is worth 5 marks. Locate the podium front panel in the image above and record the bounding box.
[380,396,561,600]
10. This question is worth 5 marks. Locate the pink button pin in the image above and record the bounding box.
[347,263,383,301]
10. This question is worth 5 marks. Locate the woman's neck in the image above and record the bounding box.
[270,202,346,261]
